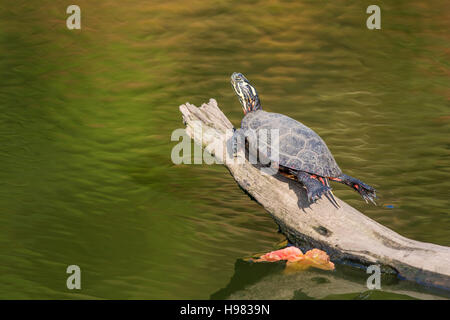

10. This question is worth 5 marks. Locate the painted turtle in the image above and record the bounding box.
[231,72,376,205]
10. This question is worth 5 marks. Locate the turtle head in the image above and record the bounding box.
[231,72,261,114]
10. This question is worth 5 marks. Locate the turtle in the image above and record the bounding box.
[230,72,376,205]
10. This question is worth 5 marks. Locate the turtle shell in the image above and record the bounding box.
[241,110,342,177]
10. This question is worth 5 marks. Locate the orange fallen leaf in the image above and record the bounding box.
[286,248,335,273]
[257,246,303,262]
[256,247,334,272]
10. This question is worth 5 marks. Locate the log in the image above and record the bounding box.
[179,98,450,290]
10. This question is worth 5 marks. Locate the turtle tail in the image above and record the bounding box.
[330,174,377,205]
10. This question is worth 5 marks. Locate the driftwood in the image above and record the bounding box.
[179,99,450,290]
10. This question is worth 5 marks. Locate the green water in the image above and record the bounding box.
[0,0,449,299]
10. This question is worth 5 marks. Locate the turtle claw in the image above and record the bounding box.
[337,174,377,206]
[308,187,340,208]
[360,187,377,205]
[307,185,332,203]
[325,190,340,208]
[297,172,338,206]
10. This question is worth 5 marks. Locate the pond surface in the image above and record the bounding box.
[0,0,449,299]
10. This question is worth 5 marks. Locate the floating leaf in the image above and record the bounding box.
[286,248,335,273]
[256,247,335,273]
[257,246,303,262]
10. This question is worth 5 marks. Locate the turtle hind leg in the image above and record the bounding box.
[297,172,335,205]
[331,173,377,205]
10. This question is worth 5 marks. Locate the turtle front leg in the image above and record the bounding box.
[297,172,336,205]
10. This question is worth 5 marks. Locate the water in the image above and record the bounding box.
[0,0,449,299]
